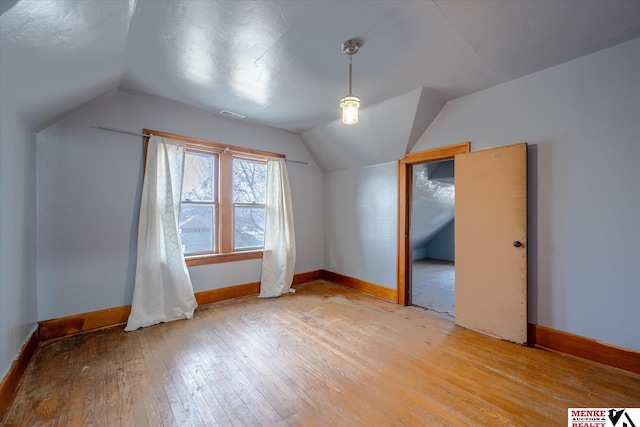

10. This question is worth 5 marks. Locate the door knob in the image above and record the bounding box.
[513,241,522,248]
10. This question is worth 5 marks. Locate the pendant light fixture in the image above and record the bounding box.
[340,39,361,124]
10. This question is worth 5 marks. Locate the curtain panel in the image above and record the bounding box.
[259,157,296,298]
[125,136,197,331]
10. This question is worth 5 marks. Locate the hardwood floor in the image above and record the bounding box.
[3,280,639,426]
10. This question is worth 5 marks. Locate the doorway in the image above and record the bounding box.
[410,160,455,318]
[397,142,469,307]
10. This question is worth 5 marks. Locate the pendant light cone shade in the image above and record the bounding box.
[340,39,361,124]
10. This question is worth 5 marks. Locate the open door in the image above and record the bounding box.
[455,143,528,344]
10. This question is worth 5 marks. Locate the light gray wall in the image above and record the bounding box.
[410,161,455,257]
[36,90,323,321]
[323,162,397,289]
[413,38,640,350]
[0,96,38,380]
[414,219,454,262]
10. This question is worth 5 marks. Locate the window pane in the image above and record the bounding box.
[179,205,215,254]
[182,152,215,201]
[234,206,265,249]
[233,159,266,203]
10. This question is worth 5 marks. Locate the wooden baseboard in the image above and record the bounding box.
[195,282,260,305]
[528,324,640,374]
[39,306,131,341]
[321,270,398,303]
[292,270,323,286]
[0,327,39,418]
[196,270,324,305]
[39,270,323,341]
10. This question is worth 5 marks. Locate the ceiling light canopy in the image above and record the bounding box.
[340,39,361,125]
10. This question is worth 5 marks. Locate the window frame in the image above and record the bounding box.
[231,157,268,252]
[142,129,285,266]
[180,149,218,256]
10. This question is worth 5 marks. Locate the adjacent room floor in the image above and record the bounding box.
[412,258,455,318]
[3,280,639,426]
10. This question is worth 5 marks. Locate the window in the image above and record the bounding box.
[180,151,217,254]
[143,129,284,266]
[232,158,267,250]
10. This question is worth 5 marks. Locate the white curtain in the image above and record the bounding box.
[259,157,296,298]
[125,136,197,331]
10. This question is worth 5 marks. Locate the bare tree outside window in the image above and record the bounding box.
[179,152,216,254]
[233,158,266,250]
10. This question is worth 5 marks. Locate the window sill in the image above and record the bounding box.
[185,250,263,267]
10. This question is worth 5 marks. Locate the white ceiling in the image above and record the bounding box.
[1,0,640,134]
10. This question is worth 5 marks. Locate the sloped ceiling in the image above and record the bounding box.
[411,160,455,250]
[0,0,132,130]
[301,87,446,172]
[1,0,639,170]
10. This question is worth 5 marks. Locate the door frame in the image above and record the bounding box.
[397,142,470,305]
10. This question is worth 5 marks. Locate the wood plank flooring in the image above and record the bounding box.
[2,280,639,426]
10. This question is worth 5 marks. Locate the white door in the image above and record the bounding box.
[455,143,528,344]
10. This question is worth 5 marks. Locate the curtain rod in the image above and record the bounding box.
[90,125,309,165]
